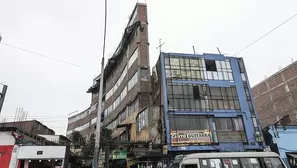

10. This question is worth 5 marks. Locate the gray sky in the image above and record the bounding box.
[0,0,296,135]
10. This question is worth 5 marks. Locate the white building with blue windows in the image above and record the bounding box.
[151,52,265,165]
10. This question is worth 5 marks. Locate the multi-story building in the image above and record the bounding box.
[66,75,100,139]
[150,52,264,165]
[101,2,150,141]
[252,61,297,127]
[66,4,152,164]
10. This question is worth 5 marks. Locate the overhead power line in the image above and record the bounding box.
[0,42,97,72]
[234,12,297,56]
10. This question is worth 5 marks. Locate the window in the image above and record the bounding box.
[240,158,260,168]
[241,73,246,81]
[193,86,200,99]
[238,58,246,73]
[222,158,241,168]
[263,158,285,168]
[120,86,127,100]
[128,48,138,68]
[213,117,246,142]
[169,115,210,130]
[210,86,240,110]
[120,110,127,123]
[165,56,234,81]
[128,98,139,116]
[137,108,148,132]
[168,83,212,111]
[205,60,217,71]
[199,159,222,168]
[140,69,149,81]
[128,71,139,91]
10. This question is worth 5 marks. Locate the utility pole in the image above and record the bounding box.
[0,84,8,114]
[94,56,105,168]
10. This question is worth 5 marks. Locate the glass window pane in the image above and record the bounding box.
[179,99,185,110]
[190,59,199,67]
[173,85,183,95]
[165,57,170,65]
[168,98,174,109]
[200,159,222,168]
[241,73,246,81]
[221,61,226,69]
[218,72,224,80]
[215,61,221,69]
[218,100,224,109]
[170,57,180,66]
[263,157,285,168]
[225,60,231,69]
[172,69,181,78]
[240,158,261,168]
[222,159,240,168]
[181,70,187,79]
[184,98,191,110]
[234,100,240,110]
[228,73,234,81]
[207,71,213,79]
[223,72,229,80]
[166,70,171,77]
[213,72,219,80]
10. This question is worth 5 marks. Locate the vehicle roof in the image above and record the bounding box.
[184,152,279,159]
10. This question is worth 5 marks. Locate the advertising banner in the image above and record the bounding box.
[170,130,212,146]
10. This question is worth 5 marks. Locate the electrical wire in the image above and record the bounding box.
[233,13,297,56]
[0,42,97,72]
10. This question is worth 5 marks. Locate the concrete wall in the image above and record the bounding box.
[268,125,297,167]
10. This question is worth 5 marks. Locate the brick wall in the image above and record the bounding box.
[252,61,297,127]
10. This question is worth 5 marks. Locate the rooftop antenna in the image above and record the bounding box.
[192,46,196,55]
[156,38,165,53]
[217,47,222,55]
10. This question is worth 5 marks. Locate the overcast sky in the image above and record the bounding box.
[0,0,296,135]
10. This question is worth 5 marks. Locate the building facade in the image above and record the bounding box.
[66,75,100,139]
[152,52,264,163]
[264,125,297,168]
[100,2,150,142]
[252,61,297,127]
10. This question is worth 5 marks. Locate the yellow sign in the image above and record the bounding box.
[170,130,212,146]
[163,145,168,155]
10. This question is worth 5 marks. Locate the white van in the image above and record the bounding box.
[178,152,286,168]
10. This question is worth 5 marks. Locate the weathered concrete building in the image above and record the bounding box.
[252,61,297,127]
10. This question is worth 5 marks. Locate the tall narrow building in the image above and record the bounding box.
[101,2,151,141]
[151,52,264,165]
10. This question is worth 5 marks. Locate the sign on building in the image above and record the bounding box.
[112,150,127,160]
[170,130,212,146]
